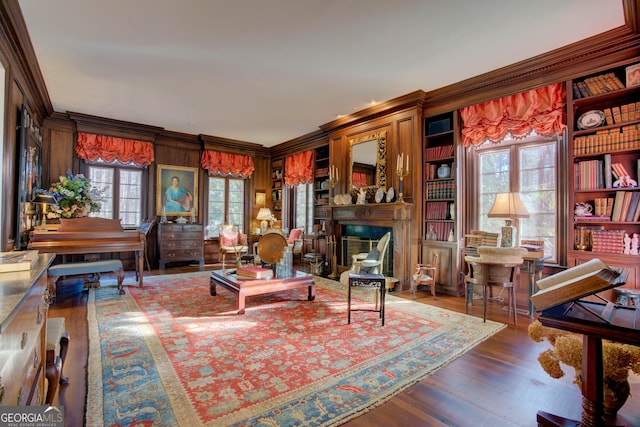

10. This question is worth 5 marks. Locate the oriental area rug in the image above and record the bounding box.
[85,271,505,427]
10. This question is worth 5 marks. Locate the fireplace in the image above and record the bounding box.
[327,203,412,288]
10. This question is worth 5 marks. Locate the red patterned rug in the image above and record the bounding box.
[86,271,505,426]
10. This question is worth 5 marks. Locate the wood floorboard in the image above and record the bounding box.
[47,265,640,427]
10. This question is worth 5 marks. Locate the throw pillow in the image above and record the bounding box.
[359,247,380,274]
[221,231,239,246]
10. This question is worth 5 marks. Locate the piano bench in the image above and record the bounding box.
[48,260,125,302]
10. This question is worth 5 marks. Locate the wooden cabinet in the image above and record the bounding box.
[422,111,461,293]
[0,253,55,406]
[157,223,204,270]
[271,158,283,222]
[568,59,640,289]
[313,145,330,232]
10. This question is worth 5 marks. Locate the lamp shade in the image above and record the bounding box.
[32,194,58,205]
[487,192,529,219]
[256,208,273,221]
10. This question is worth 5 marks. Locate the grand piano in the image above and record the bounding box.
[28,217,145,285]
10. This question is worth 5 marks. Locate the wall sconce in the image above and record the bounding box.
[256,207,274,234]
[32,194,58,230]
[488,192,529,247]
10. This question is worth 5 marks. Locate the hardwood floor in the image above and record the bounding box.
[48,265,640,427]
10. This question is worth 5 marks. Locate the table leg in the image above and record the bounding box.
[209,279,217,296]
[307,285,316,301]
[347,282,352,324]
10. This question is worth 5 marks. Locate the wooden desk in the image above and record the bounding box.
[209,269,315,314]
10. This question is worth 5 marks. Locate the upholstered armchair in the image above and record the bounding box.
[219,224,248,269]
[339,232,391,287]
[286,227,304,264]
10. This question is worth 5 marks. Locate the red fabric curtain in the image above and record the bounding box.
[201,151,254,177]
[284,150,314,186]
[352,172,367,187]
[76,133,155,166]
[460,83,566,146]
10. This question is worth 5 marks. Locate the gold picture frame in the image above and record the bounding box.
[156,164,198,216]
[255,190,266,207]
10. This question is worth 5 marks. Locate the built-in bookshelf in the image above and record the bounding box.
[422,111,461,296]
[313,144,330,232]
[569,58,640,289]
[271,158,283,221]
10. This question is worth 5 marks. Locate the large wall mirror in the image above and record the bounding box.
[348,130,386,193]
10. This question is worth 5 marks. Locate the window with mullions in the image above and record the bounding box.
[294,183,313,232]
[207,176,245,236]
[87,164,143,227]
[476,135,558,261]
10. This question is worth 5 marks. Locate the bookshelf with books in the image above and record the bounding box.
[271,158,284,222]
[422,111,461,296]
[569,59,640,289]
[313,144,330,231]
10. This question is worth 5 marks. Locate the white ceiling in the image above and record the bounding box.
[18,0,625,147]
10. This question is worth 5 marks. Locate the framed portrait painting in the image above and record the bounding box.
[156,164,198,216]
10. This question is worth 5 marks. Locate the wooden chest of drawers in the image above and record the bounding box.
[157,223,204,270]
[0,253,55,405]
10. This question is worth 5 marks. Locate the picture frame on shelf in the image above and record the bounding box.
[156,164,198,216]
[625,63,640,88]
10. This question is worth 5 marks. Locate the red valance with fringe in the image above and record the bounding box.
[75,133,155,166]
[284,150,313,186]
[460,83,566,146]
[201,151,254,177]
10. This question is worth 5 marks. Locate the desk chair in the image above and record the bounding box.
[139,219,156,271]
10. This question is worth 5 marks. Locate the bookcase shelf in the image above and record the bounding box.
[568,59,640,289]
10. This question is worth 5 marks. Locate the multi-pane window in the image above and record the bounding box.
[294,183,313,232]
[207,176,245,237]
[476,135,558,261]
[87,164,143,227]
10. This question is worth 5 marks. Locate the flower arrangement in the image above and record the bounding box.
[40,170,103,218]
[528,320,640,414]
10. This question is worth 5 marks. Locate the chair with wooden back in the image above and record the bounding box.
[410,252,439,300]
[464,246,527,326]
[218,224,248,269]
[139,219,156,271]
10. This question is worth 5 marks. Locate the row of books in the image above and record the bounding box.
[572,72,625,99]
[424,163,454,180]
[424,145,454,160]
[424,201,451,220]
[464,230,499,248]
[425,221,453,241]
[602,102,640,125]
[574,156,639,190]
[576,192,640,223]
[426,180,455,200]
[573,125,640,155]
[591,229,626,254]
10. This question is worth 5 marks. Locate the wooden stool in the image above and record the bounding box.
[45,317,69,404]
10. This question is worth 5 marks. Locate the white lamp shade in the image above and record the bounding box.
[256,208,273,221]
[488,192,529,219]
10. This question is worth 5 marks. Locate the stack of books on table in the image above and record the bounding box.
[0,250,38,272]
[236,266,274,280]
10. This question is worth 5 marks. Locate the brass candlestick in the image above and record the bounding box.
[396,167,409,203]
[327,177,338,205]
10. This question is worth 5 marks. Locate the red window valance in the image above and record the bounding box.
[460,83,566,146]
[284,150,313,186]
[75,132,155,166]
[201,150,254,178]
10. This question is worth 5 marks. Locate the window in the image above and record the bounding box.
[294,183,313,232]
[87,164,143,227]
[475,134,559,261]
[207,176,245,236]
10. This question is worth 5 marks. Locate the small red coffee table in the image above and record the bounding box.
[210,269,315,314]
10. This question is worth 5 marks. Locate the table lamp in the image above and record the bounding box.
[32,193,58,230]
[257,207,274,234]
[488,192,529,247]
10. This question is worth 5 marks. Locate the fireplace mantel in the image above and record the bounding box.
[327,203,413,288]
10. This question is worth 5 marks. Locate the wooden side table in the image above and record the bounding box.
[347,273,386,326]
